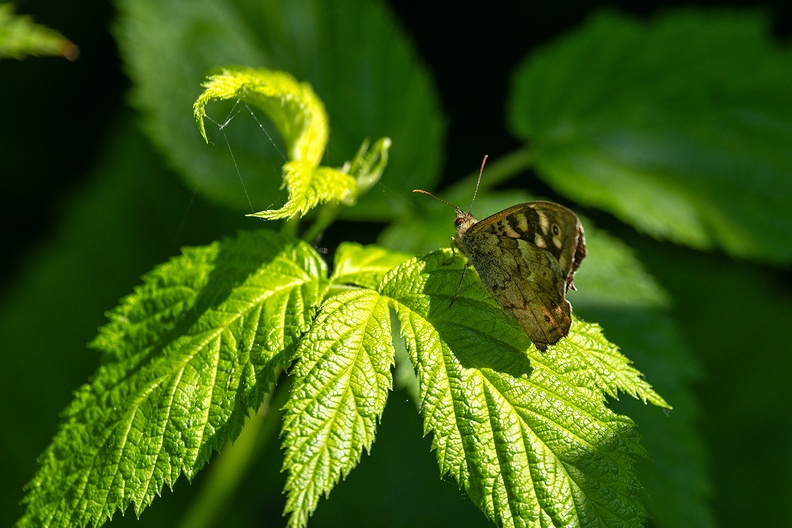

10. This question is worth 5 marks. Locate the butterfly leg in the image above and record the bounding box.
[449,263,469,307]
[441,238,458,266]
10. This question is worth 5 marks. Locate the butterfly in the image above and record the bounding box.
[414,156,587,350]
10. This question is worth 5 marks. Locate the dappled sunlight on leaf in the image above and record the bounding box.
[379,251,666,527]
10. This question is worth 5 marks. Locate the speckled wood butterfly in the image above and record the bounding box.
[414,156,587,351]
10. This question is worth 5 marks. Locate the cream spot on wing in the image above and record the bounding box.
[515,214,529,232]
[503,220,521,239]
[550,223,563,249]
[534,234,547,248]
[537,211,550,233]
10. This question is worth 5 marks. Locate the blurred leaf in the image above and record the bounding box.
[573,228,670,310]
[508,10,792,264]
[116,0,444,219]
[628,239,792,528]
[0,4,78,60]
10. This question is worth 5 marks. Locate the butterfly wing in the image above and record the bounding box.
[456,202,585,350]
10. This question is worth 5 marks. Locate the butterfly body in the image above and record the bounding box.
[452,201,586,350]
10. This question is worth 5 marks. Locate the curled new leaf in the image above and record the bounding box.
[194,67,328,165]
[120,0,444,216]
[247,160,356,220]
[245,137,392,220]
[194,69,393,220]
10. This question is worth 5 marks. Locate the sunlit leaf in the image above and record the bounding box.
[282,290,394,527]
[247,161,356,220]
[194,67,328,165]
[17,231,328,527]
[381,251,666,527]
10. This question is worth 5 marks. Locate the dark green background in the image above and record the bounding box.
[3,1,791,526]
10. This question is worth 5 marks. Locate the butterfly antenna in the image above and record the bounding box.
[467,154,488,214]
[412,189,458,210]
[413,154,489,212]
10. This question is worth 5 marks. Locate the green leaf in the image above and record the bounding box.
[508,10,792,264]
[194,67,328,164]
[347,137,392,197]
[405,196,709,525]
[282,289,394,528]
[543,319,669,407]
[383,190,668,407]
[572,228,670,310]
[384,187,705,524]
[194,71,393,220]
[381,251,665,527]
[330,242,412,290]
[17,230,328,527]
[0,117,233,526]
[117,0,444,218]
[247,161,356,220]
[0,4,78,60]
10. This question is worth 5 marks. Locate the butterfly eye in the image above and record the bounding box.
[552,224,561,236]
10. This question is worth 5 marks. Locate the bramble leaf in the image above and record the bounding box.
[282,289,394,528]
[330,242,412,290]
[387,187,707,526]
[381,251,665,527]
[537,319,669,408]
[17,230,328,527]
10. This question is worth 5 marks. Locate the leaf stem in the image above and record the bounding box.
[282,215,300,237]
[177,376,291,528]
[302,203,340,245]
